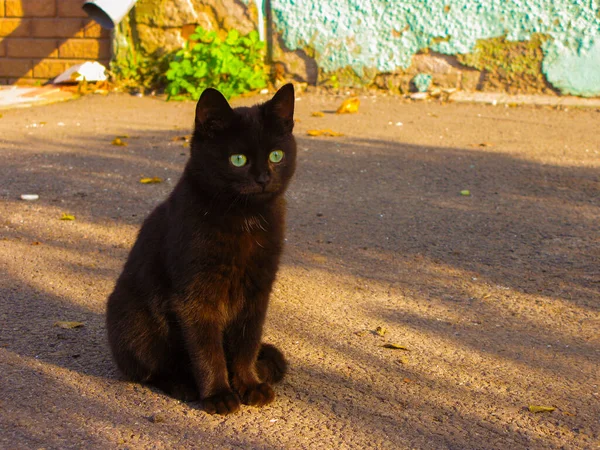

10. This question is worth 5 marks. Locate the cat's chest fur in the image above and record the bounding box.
[215,216,273,269]
[177,210,282,320]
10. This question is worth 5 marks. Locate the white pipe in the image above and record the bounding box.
[82,0,138,30]
[255,0,266,42]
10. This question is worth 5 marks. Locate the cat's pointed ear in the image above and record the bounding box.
[266,83,295,132]
[195,88,234,133]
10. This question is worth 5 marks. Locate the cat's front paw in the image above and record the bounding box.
[202,390,241,415]
[238,382,275,407]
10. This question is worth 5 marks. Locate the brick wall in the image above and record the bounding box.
[0,0,111,84]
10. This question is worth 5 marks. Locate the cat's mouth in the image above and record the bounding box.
[247,190,276,200]
[239,184,279,197]
[238,189,278,203]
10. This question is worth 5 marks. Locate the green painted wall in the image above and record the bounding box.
[266,0,600,97]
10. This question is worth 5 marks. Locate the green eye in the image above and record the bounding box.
[269,150,284,163]
[230,154,247,167]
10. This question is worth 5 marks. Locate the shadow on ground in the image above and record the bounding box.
[1,123,598,448]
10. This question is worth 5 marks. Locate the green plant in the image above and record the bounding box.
[165,27,267,100]
[110,17,169,94]
[110,51,168,93]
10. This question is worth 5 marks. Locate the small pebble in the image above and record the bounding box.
[20,194,39,201]
[410,92,428,100]
[149,413,165,423]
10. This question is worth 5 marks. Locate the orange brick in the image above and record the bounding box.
[6,0,56,17]
[0,58,32,77]
[0,18,31,37]
[58,38,110,59]
[31,18,85,38]
[57,0,88,18]
[6,38,57,58]
[32,58,66,78]
[83,20,109,38]
[0,0,5,17]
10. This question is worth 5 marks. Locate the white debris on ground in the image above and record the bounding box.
[53,62,107,84]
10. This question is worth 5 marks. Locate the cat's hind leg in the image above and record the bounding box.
[256,343,287,384]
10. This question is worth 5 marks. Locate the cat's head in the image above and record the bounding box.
[188,84,296,206]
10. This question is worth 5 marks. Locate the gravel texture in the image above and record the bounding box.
[0,92,599,449]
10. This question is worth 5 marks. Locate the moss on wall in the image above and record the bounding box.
[270,0,600,97]
[457,35,556,94]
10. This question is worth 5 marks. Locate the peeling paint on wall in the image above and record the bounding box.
[543,39,600,97]
[266,0,600,97]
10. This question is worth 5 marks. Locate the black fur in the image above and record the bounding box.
[106,84,296,415]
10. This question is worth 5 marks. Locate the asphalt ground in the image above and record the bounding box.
[1,92,599,449]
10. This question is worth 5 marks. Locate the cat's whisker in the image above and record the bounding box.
[224,193,241,215]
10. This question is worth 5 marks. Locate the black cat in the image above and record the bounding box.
[106,84,296,415]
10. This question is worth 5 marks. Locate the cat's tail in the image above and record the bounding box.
[257,343,287,384]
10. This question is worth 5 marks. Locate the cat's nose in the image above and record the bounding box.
[256,172,270,189]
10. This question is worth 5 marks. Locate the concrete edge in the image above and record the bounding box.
[448,91,600,108]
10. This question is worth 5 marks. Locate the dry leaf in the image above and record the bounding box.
[171,135,192,142]
[60,213,75,221]
[383,343,410,350]
[31,241,41,246]
[112,137,128,146]
[307,129,344,137]
[140,177,163,184]
[311,111,325,117]
[403,378,413,383]
[336,97,360,114]
[528,405,556,413]
[54,321,84,329]
[375,326,387,337]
